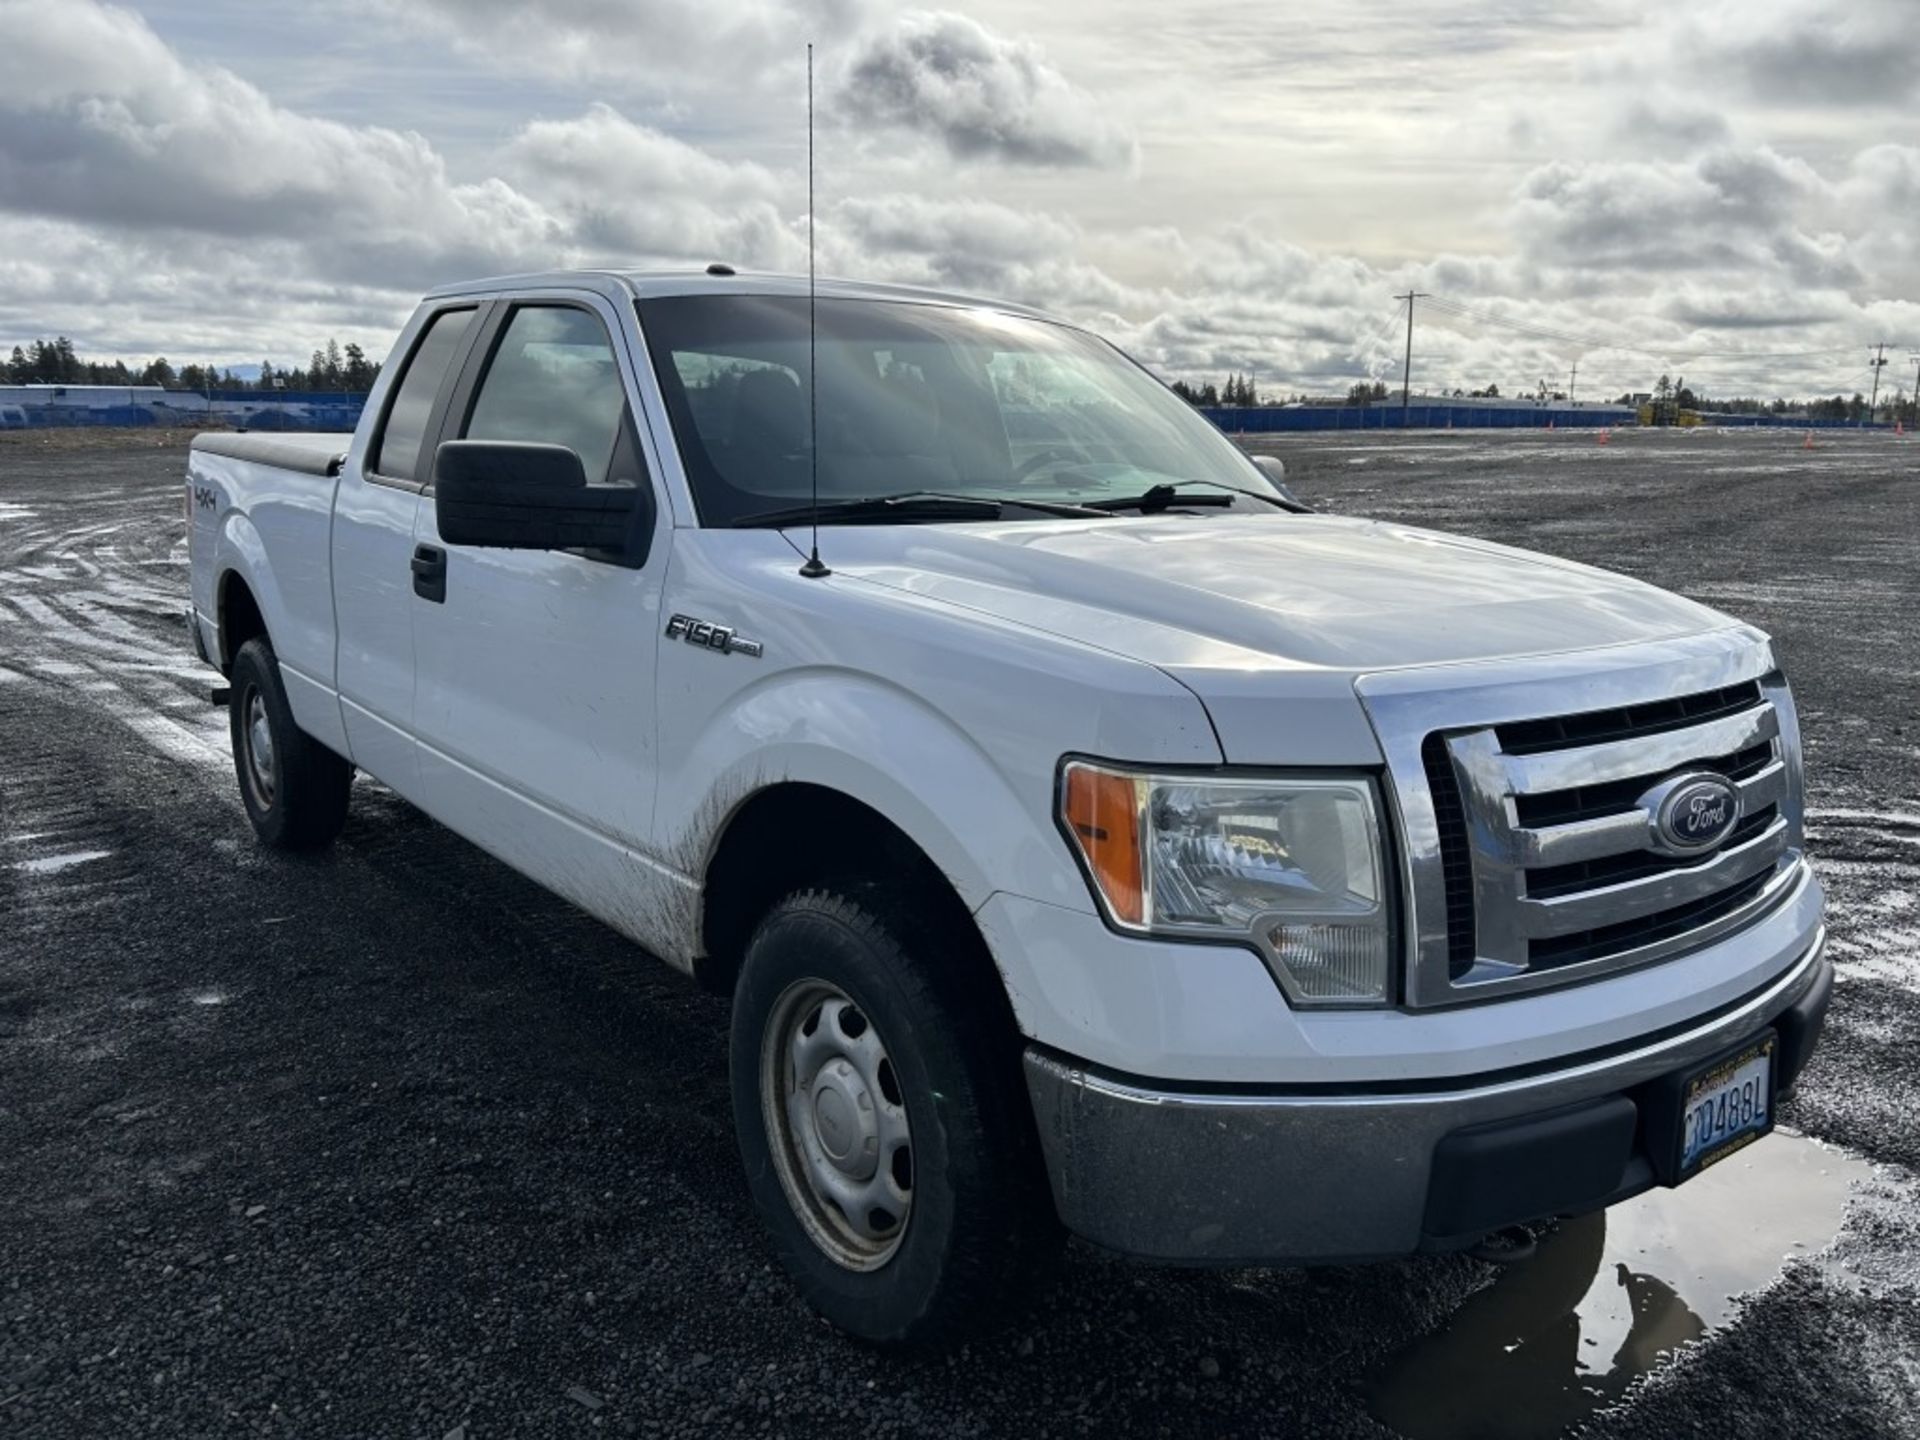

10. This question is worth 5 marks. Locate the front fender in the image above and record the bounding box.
[659,668,1084,919]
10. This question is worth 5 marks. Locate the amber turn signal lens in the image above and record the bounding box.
[1061,764,1144,925]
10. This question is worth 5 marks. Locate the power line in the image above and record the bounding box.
[1867,343,1890,427]
[1392,291,1430,420]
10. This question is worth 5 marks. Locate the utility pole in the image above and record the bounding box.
[1568,359,1578,407]
[1866,343,1889,427]
[1910,356,1919,427]
[1393,291,1430,426]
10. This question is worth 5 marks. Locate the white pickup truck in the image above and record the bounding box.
[187,270,1830,1346]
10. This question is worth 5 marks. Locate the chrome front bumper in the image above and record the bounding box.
[1023,930,1832,1264]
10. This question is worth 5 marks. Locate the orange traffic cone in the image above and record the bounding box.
[1898,420,1906,436]
[1804,430,1815,450]
[1596,428,1610,446]
[1547,419,1556,431]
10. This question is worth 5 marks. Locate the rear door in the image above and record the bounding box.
[331,301,482,799]
[408,291,675,935]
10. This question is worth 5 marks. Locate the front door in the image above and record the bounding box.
[331,302,480,802]
[408,294,675,947]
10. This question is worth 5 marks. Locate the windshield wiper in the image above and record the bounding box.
[731,490,1104,528]
[1085,481,1247,514]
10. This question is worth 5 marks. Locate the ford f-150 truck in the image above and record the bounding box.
[187,270,1830,1346]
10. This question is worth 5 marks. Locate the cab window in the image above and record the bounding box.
[463,306,629,483]
[370,306,475,482]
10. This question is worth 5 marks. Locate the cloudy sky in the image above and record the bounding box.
[1,0,1916,400]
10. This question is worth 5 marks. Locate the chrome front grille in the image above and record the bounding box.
[1359,631,1808,1007]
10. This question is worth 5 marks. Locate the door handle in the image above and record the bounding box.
[411,544,446,603]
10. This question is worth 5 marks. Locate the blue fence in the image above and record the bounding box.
[204,391,369,432]
[1204,405,1631,432]
[1200,404,1891,433]
[2,388,1890,437]
[0,389,369,432]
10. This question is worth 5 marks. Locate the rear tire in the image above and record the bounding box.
[730,888,1057,1348]
[229,636,351,851]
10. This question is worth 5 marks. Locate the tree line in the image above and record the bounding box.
[5,337,380,394]
[1167,367,1903,421]
[1170,374,1265,407]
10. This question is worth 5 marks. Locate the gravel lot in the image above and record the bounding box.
[2,426,1917,1438]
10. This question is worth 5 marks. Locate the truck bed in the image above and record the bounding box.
[192,431,348,478]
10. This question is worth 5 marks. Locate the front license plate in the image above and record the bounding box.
[1678,1035,1775,1176]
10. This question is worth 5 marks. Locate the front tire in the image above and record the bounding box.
[229,637,351,851]
[730,888,1055,1347]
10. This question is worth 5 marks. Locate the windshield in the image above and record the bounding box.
[636,295,1278,526]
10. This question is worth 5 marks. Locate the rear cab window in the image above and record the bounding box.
[368,306,476,483]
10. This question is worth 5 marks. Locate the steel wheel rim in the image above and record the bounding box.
[760,978,914,1271]
[241,686,275,808]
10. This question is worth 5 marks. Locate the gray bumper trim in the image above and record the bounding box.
[1023,929,1828,1264]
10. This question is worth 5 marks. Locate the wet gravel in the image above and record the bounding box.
[2,427,1918,1437]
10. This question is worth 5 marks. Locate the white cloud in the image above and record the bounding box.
[0,0,1914,405]
[1678,0,1919,107]
[835,11,1136,169]
[0,214,414,365]
[1509,148,1829,276]
[0,0,561,290]
[350,0,870,89]
[502,105,799,269]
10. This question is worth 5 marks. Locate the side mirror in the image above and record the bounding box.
[433,440,638,553]
[1248,454,1312,512]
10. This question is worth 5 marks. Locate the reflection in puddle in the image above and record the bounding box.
[1367,1131,1869,1440]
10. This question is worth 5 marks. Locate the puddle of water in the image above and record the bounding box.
[189,991,229,1007]
[14,849,112,874]
[1366,1130,1869,1440]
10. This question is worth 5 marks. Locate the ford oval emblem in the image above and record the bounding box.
[1641,772,1742,856]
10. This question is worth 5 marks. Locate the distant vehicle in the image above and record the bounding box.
[186,271,1830,1347]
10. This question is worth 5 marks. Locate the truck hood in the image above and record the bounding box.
[827,513,1732,671]
[822,513,1739,764]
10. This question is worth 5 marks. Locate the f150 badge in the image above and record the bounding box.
[665,614,764,658]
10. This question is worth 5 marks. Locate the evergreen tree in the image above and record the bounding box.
[343,342,376,391]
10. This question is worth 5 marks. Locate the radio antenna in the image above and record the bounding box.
[798,41,831,579]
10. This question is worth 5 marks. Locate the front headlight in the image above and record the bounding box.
[1060,760,1393,1005]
